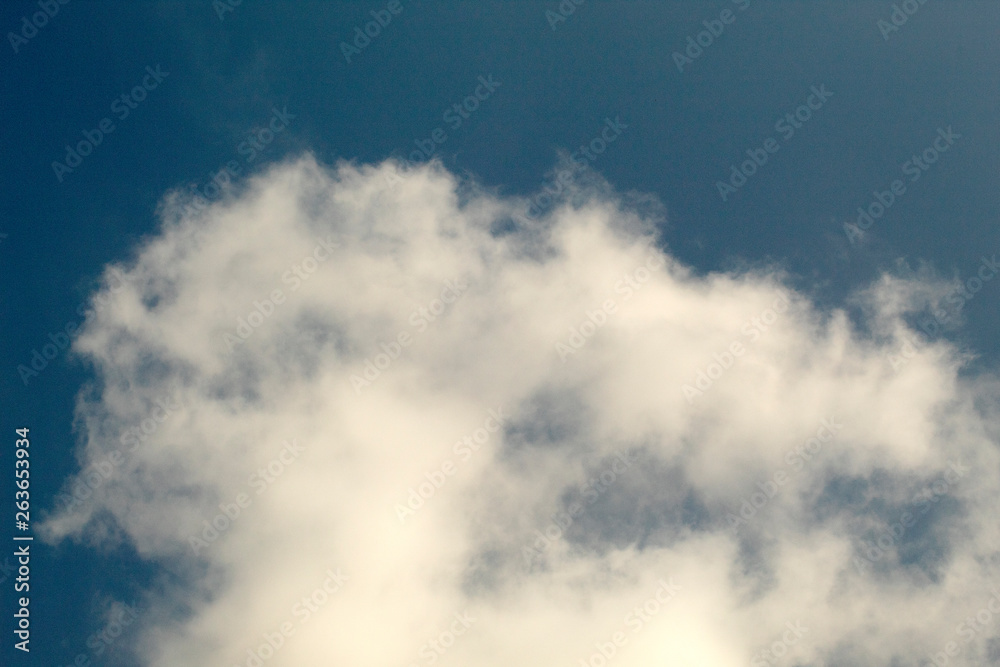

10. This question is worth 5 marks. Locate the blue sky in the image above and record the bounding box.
[3,2,1000,666]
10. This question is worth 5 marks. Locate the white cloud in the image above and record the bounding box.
[43,155,1000,667]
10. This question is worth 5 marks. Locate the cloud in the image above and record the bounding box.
[42,155,1000,667]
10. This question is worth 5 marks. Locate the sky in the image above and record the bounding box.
[2,1,1000,666]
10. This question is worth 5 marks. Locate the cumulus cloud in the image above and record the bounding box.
[42,155,1000,667]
